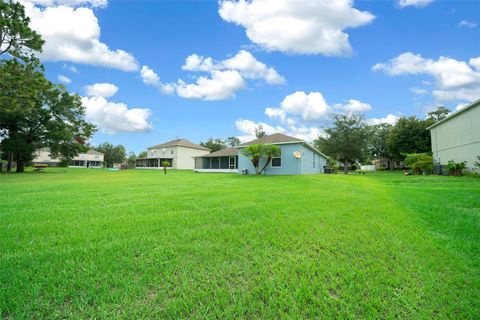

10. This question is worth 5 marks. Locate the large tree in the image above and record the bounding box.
[95,143,126,167]
[314,114,368,173]
[387,116,432,161]
[227,136,241,147]
[0,59,95,172]
[254,125,267,139]
[427,106,451,122]
[201,138,227,152]
[367,123,396,169]
[0,0,44,59]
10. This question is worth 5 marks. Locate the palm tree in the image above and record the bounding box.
[241,144,280,175]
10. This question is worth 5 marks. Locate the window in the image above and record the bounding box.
[271,157,281,167]
[171,150,174,155]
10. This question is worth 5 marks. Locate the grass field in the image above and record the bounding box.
[1,168,479,319]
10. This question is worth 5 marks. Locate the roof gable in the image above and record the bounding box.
[197,147,238,158]
[148,138,210,151]
[239,133,303,146]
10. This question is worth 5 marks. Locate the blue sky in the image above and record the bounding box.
[22,0,480,153]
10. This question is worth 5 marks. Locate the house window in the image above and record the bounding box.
[171,150,174,155]
[271,152,281,167]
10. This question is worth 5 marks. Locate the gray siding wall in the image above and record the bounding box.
[430,104,480,171]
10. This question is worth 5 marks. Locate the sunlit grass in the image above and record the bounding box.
[1,168,479,318]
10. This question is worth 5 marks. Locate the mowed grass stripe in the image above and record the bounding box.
[1,169,479,318]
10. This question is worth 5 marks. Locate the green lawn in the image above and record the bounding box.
[1,169,479,319]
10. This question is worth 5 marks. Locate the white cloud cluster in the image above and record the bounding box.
[397,0,434,8]
[58,74,72,84]
[141,50,284,101]
[22,1,138,71]
[373,52,480,102]
[218,0,374,56]
[458,20,478,28]
[23,0,108,7]
[367,114,400,125]
[140,66,174,94]
[81,83,152,133]
[335,99,372,113]
[84,82,118,97]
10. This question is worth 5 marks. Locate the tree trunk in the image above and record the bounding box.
[343,161,349,174]
[389,159,394,170]
[7,151,13,172]
[259,156,272,175]
[16,160,25,173]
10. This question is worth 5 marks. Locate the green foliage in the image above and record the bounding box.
[427,106,451,122]
[126,151,136,167]
[161,160,171,174]
[241,143,280,175]
[447,159,467,176]
[95,143,126,168]
[254,125,266,138]
[474,156,480,173]
[314,113,368,173]
[367,123,395,165]
[0,59,95,172]
[387,116,432,161]
[227,136,241,147]
[201,138,227,152]
[0,0,44,60]
[1,169,479,318]
[404,153,434,175]
[138,151,148,158]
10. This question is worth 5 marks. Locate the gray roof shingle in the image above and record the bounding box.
[197,147,238,158]
[239,133,303,146]
[148,138,210,151]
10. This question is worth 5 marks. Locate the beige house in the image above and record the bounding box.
[32,148,104,168]
[136,138,210,170]
[428,99,480,171]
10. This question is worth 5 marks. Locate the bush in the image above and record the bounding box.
[447,159,467,176]
[404,153,433,175]
[59,159,69,167]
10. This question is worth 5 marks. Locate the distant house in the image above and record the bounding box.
[372,158,404,170]
[136,138,210,170]
[194,147,239,173]
[238,133,328,175]
[32,148,104,168]
[428,99,480,171]
[196,133,327,175]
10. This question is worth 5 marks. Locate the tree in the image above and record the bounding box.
[161,160,170,175]
[0,60,95,172]
[227,136,241,147]
[404,153,433,175]
[314,114,368,173]
[126,151,136,168]
[95,143,126,167]
[241,144,280,175]
[367,123,396,169]
[254,125,266,139]
[387,116,431,161]
[427,106,451,122]
[138,151,147,158]
[200,138,226,152]
[0,0,44,60]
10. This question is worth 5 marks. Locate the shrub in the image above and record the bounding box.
[404,153,433,175]
[447,159,467,176]
[59,159,69,167]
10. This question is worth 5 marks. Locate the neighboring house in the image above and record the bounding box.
[32,148,104,168]
[428,98,480,171]
[194,147,238,173]
[372,158,404,170]
[237,133,328,175]
[136,138,210,170]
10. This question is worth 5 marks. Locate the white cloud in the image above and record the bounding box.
[335,99,372,113]
[397,0,434,8]
[367,114,400,125]
[219,0,374,56]
[23,2,138,71]
[175,70,246,101]
[373,52,480,102]
[62,64,78,73]
[458,20,477,28]
[410,87,428,94]
[140,65,174,94]
[58,74,71,84]
[23,0,108,7]
[456,103,468,110]
[277,91,332,121]
[82,96,152,134]
[84,82,118,97]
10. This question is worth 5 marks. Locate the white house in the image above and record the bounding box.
[32,148,104,168]
[136,138,210,170]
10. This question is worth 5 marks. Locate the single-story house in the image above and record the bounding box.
[428,98,480,171]
[32,148,104,168]
[194,147,238,173]
[372,158,405,170]
[136,138,210,170]
[195,133,327,175]
[237,133,328,175]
